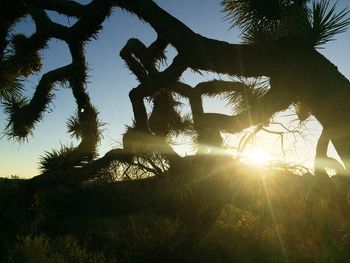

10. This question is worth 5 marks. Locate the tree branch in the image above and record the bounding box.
[116,0,272,77]
[4,64,72,139]
[200,88,292,133]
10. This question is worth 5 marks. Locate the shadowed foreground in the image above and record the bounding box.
[1,156,350,262]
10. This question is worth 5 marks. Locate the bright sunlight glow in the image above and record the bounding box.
[244,148,272,165]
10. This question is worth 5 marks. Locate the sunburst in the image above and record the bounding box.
[244,148,272,165]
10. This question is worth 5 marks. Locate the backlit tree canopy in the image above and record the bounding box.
[1,0,350,180]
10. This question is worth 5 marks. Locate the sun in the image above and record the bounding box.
[244,148,272,165]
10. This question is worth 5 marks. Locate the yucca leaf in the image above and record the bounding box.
[3,95,33,141]
[39,144,78,173]
[67,105,103,137]
[222,0,349,47]
[0,76,24,100]
[310,0,350,46]
[221,0,309,43]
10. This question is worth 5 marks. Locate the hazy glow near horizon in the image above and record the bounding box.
[0,0,349,178]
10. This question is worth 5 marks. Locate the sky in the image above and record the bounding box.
[0,0,349,178]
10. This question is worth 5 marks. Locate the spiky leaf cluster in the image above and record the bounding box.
[3,85,55,141]
[0,34,42,98]
[222,0,309,42]
[222,77,269,114]
[3,96,34,140]
[9,34,43,76]
[310,0,350,46]
[222,0,350,47]
[67,106,103,144]
[148,91,190,137]
[39,145,79,173]
[0,75,23,100]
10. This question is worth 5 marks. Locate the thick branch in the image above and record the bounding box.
[68,43,100,161]
[116,0,271,77]
[171,80,248,98]
[116,0,195,52]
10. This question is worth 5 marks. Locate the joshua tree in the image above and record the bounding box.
[1,0,350,180]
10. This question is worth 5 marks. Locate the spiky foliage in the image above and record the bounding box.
[66,111,84,140]
[39,144,79,173]
[0,34,43,100]
[63,106,102,165]
[3,87,55,141]
[0,75,23,101]
[0,0,26,59]
[39,114,101,173]
[148,91,191,137]
[0,36,27,99]
[67,107,103,143]
[222,0,309,43]
[3,96,34,140]
[222,0,350,47]
[310,0,350,46]
[221,77,270,114]
[9,34,43,76]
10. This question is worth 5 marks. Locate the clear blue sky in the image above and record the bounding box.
[0,0,349,178]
